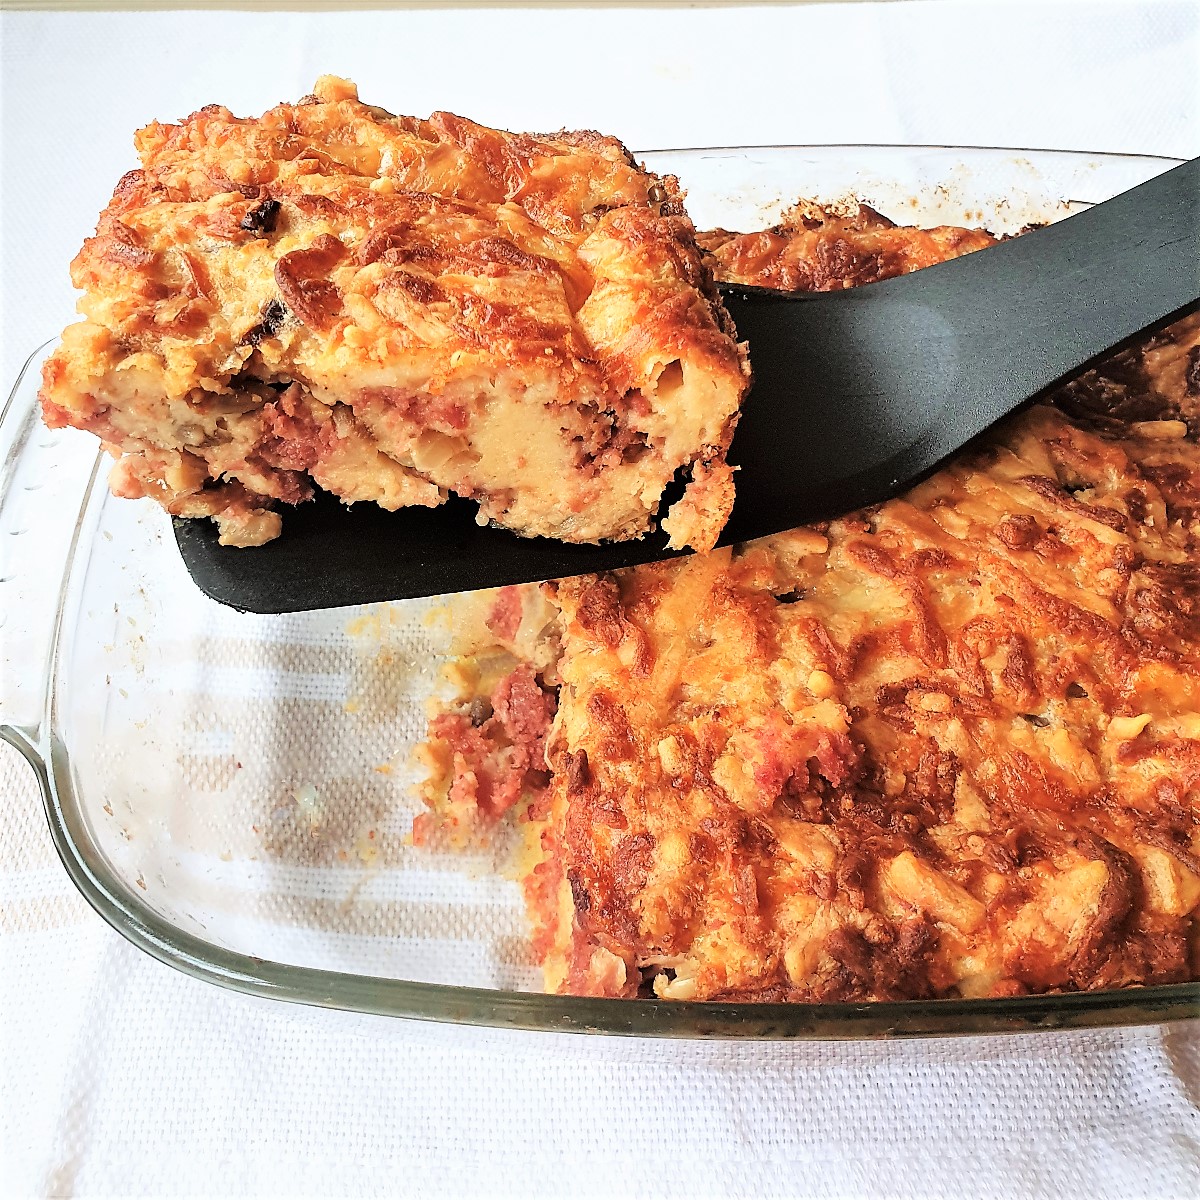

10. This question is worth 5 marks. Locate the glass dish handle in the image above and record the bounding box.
[1,340,103,753]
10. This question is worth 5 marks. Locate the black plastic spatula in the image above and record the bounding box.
[177,157,1199,613]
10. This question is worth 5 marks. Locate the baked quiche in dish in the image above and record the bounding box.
[39,77,748,551]
[417,205,1200,1002]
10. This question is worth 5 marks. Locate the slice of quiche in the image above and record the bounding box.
[40,77,749,549]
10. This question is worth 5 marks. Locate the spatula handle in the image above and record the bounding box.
[923,156,1199,401]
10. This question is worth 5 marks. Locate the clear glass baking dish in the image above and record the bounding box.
[3,146,1196,1038]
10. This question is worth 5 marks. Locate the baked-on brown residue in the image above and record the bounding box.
[421,207,1200,1003]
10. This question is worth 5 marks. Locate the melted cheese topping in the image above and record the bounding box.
[423,208,1200,1003]
[698,201,998,292]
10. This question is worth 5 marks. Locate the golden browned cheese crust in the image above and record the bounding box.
[698,201,999,291]
[39,76,748,550]
[417,197,1200,1002]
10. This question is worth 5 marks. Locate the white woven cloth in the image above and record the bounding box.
[4,797,1200,1199]
[3,4,1199,1197]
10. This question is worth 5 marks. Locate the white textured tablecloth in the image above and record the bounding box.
[2,4,1199,1197]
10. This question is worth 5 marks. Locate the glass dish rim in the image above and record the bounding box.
[637,141,1183,163]
[5,142,1197,1038]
